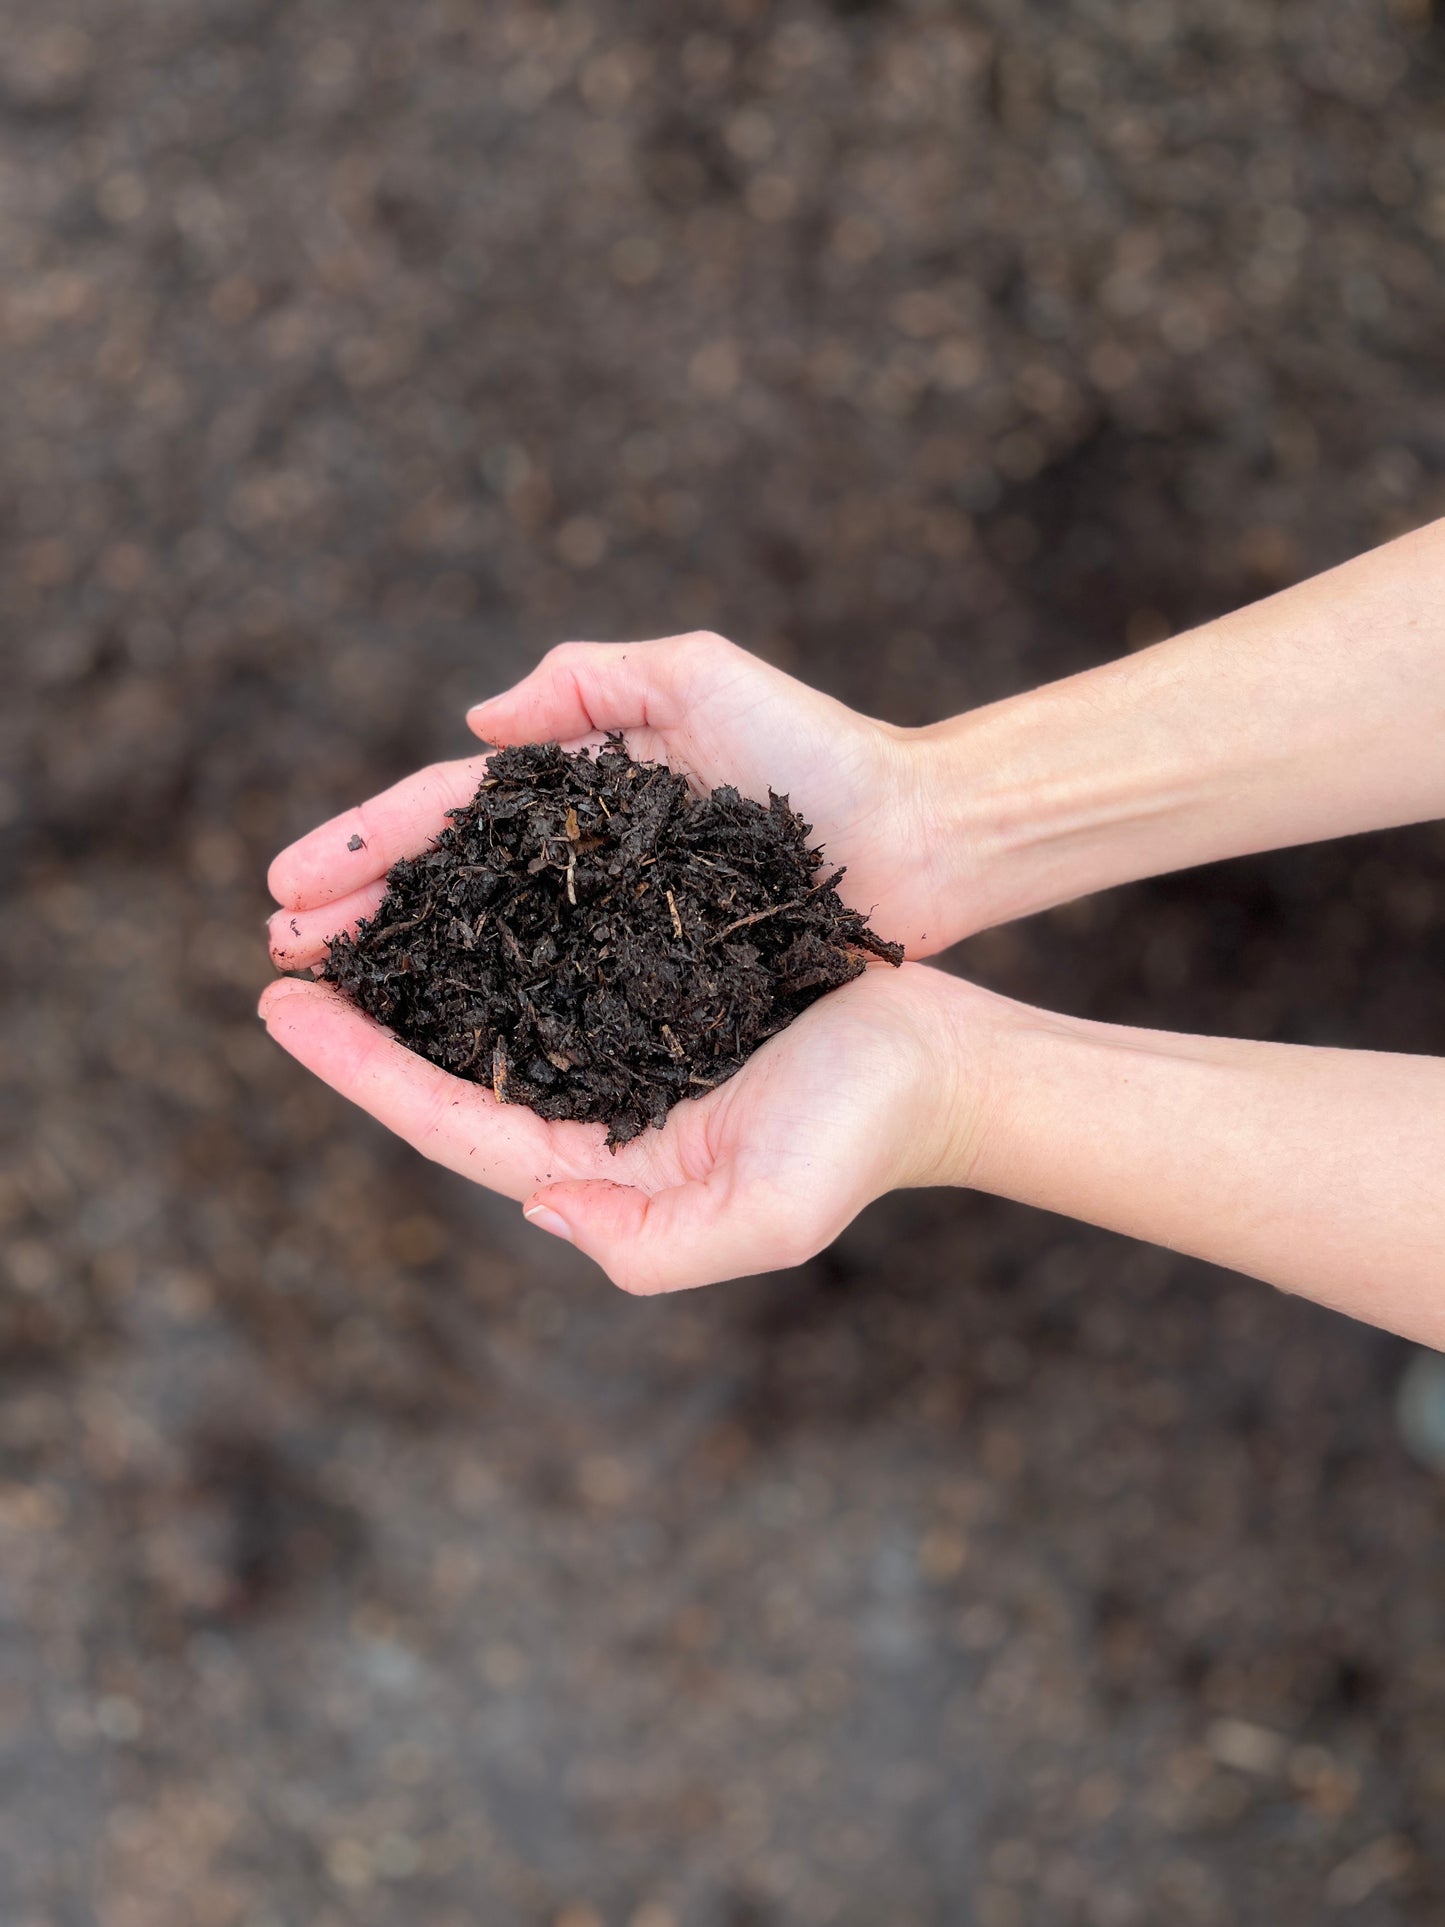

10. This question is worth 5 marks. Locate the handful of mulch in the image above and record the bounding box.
[323,737,903,1146]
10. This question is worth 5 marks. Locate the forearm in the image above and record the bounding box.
[924,974,1445,1348]
[919,516,1445,939]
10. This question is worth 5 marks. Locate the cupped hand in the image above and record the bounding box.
[257,961,970,1294]
[265,632,945,974]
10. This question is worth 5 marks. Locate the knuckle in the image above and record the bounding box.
[605,1239,675,1296]
[543,639,591,672]
[678,628,733,661]
[605,1255,653,1296]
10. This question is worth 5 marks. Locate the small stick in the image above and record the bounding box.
[371,898,435,940]
[566,851,577,905]
[706,896,805,944]
[491,1037,509,1103]
[706,872,842,947]
[666,889,684,940]
[494,916,526,965]
[661,1023,684,1060]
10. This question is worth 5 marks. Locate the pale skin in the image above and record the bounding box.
[262,517,1445,1345]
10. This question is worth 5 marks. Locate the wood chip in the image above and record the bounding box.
[666,888,684,940]
[491,1037,509,1103]
[705,873,841,947]
[371,898,435,940]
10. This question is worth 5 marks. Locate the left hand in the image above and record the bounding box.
[257,961,973,1293]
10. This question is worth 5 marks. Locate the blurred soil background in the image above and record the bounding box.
[3,1,1445,1922]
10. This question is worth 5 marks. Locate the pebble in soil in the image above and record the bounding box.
[322,737,904,1146]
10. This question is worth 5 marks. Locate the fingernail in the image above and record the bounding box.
[523,1203,573,1244]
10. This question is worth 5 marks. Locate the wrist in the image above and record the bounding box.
[902,694,1090,945]
[904,709,1014,944]
[886,965,1026,1192]
[903,641,1227,944]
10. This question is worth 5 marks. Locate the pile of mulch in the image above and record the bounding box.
[322,737,903,1145]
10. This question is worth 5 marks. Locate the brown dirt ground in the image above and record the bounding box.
[3,2,1445,1923]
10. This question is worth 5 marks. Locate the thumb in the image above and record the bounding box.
[466,632,732,746]
[520,1170,817,1296]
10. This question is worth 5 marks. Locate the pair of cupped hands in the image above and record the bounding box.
[264,633,983,1293]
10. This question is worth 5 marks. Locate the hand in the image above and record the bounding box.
[256,962,975,1294]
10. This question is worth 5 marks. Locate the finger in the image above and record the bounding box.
[520,1167,817,1296]
[259,980,555,1196]
[267,880,390,970]
[466,633,731,746]
[267,753,494,911]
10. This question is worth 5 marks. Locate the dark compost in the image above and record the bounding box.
[322,738,904,1145]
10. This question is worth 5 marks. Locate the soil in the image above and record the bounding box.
[323,738,902,1144]
[3,2,1445,1924]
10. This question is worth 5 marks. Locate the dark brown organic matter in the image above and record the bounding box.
[322,738,903,1146]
